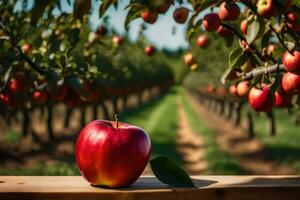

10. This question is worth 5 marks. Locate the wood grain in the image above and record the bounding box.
[0,176,300,200]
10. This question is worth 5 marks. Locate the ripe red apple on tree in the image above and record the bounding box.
[183,53,195,66]
[248,85,275,112]
[283,50,300,74]
[256,0,277,18]
[97,26,107,36]
[237,81,250,97]
[112,35,123,47]
[229,84,237,96]
[274,90,292,107]
[218,2,240,21]
[173,7,189,24]
[8,72,30,94]
[32,90,48,105]
[76,119,151,188]
[202,13,220,32]
[49,82,69,101]
[0,92,18,107]
[141,10,158,24]
[286,12,300,31]
[22,44,31,54]
[240,19,248,35]
[196,35,209,48]
[281,72,300,93]
[154,0,172,14]
[144,45,155,56]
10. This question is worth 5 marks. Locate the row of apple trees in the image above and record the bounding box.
[0,1,174,139]
[117,0,300,136]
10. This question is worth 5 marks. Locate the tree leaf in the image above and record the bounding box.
[99,0,117,18]
[30,0,52,25]
[74,0,91,19]
[246,16,265,44]
[229,48,248,69]
[150,155,195,188]
[124,6,143,31]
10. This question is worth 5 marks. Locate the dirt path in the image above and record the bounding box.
[175,99,207,175]
[186,92,292,175]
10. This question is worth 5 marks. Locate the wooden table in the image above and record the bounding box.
[0,176,300,200]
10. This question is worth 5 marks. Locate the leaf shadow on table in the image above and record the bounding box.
[91,177,217,191]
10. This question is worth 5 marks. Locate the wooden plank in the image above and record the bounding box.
[0,176,300,200]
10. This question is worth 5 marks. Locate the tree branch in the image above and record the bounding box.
[0,18,44,75]
[221,22,267,62]
[237,64,285,82]
[269,24,294,55]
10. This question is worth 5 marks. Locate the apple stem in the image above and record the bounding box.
[114,113,119,128]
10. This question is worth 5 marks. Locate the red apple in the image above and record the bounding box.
[183,53,195,66]
[50,82,69,101]
[97,26,107,36]
[8,72,30,93]
[229,85,237,96]
[144,45,155,56]
[76,119,151,188]
[173,7,189,24]
[141,10,158,24]
[274,90,292,107]
[155,0,172,14]
[218,2,240,21]
[286,12,300,31]
[202,13,220,32]
[22,44,31,54]
[283,50,300,74]
[0,92,18,107]
[32,90,48,104]
[112,36,123,46]
[240,19,248,34]
[216,25,233,38]
[256,0,277,18]
[281,72,300,93]
[237,81,250,97]
[196,35,209,48]
[248,85,274,112]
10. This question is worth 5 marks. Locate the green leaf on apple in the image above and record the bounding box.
[150,155,195,188]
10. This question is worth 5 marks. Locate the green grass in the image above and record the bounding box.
[179,88,246,174]
[1,130,22,144]
[242,107,300,173]
[120,88,181,164]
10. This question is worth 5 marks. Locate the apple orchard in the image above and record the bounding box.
[1,0,300,178]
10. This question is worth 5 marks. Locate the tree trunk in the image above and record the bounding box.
[233,102,243,127]
[246,111,255,139]
[92,104,98,120]
[266,111,276,136]
[80,107,86,128]
[47,106,54,140]
[64,107,73,128]
[100,101,110,120]
[22,109,30,137]
[122,96,128,111]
